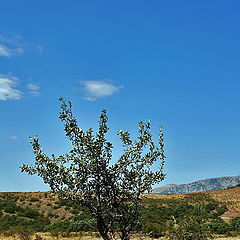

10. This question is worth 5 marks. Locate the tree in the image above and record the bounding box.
[20,98,166,240]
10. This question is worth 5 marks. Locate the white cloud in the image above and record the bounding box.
[0,32,42,57]
[0,32,22,45]
[0,74,23,100]
[0,45,11,57]
[0,44,24,57]
[81,80,122,101]
[27,83,41,97]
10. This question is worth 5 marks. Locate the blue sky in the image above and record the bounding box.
[1,1,240,192]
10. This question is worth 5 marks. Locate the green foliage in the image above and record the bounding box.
[20,98,166,240]
[231,217,240,231]
[0,216,23,230]
[216,205,228,216]
[0,198,50,232]
[142,222,165,238]
[30,197,39,202]
[140,192,228,237]
[70,218,97,232]
[0,191,231,237]
[45,220,71,232]
[47,212,59,219]
[209,218,230,234]
[0,199,21,214]
[0,215,50,232]
[17,207,41,219]
[169,216,212,240]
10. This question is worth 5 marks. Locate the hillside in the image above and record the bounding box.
[147,186,240,219]
[2,186,240,220]
[1,187,240,237]
[0,192,73,222]
[152,176,240,194]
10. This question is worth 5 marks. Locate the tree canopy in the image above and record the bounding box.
[20,98,166,240]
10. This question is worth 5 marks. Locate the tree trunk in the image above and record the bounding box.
[97,216,112,240]
[120,231,131,240]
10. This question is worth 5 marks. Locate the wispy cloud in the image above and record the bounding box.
[0,74,23,100]
[0,44,11,57]
[10,136,19,140]
[0,44,24,57]
[0,32,43,57]
[81,80,123,101]
[27,83,41,97]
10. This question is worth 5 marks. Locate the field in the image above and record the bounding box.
[0,232,163,240]
[1,187,240,239]
[0,233,239,240]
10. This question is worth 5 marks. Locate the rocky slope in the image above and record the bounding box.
[152,176,240,194]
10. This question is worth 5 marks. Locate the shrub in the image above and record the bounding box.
[142,222,165,238]
[30,198,39,202]
[0,200,21,214]
[216,205,228,216]
[70,218,97,232]
[47,212,59,219]
[231,217,240,231]
[20,207,41,219]
[169,216,212,240]
[209,218,230,234]
[44,220,71,232]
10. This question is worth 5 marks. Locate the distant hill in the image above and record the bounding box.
[152,176,240,194]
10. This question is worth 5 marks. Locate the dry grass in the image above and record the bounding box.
[0,232,163,240]
[1,188,240,240]
[0,232,238,240]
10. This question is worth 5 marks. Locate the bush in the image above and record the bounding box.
[231,217,240,231]
[44,220,71,232]
[142,222,165,237]
[0,216,23,230]
[19,207,41,219]
[169,216,212,240]
[0,200,21,214]
[30,198,39,202]
[216,205,228,216]
[209,218,230,234]
[53,205,60,209]
[70,218,97,232]
[47,212,59,219]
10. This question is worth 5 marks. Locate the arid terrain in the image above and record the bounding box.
[1,187,240,239]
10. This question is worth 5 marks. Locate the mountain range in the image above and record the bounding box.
[152,176,240,194]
